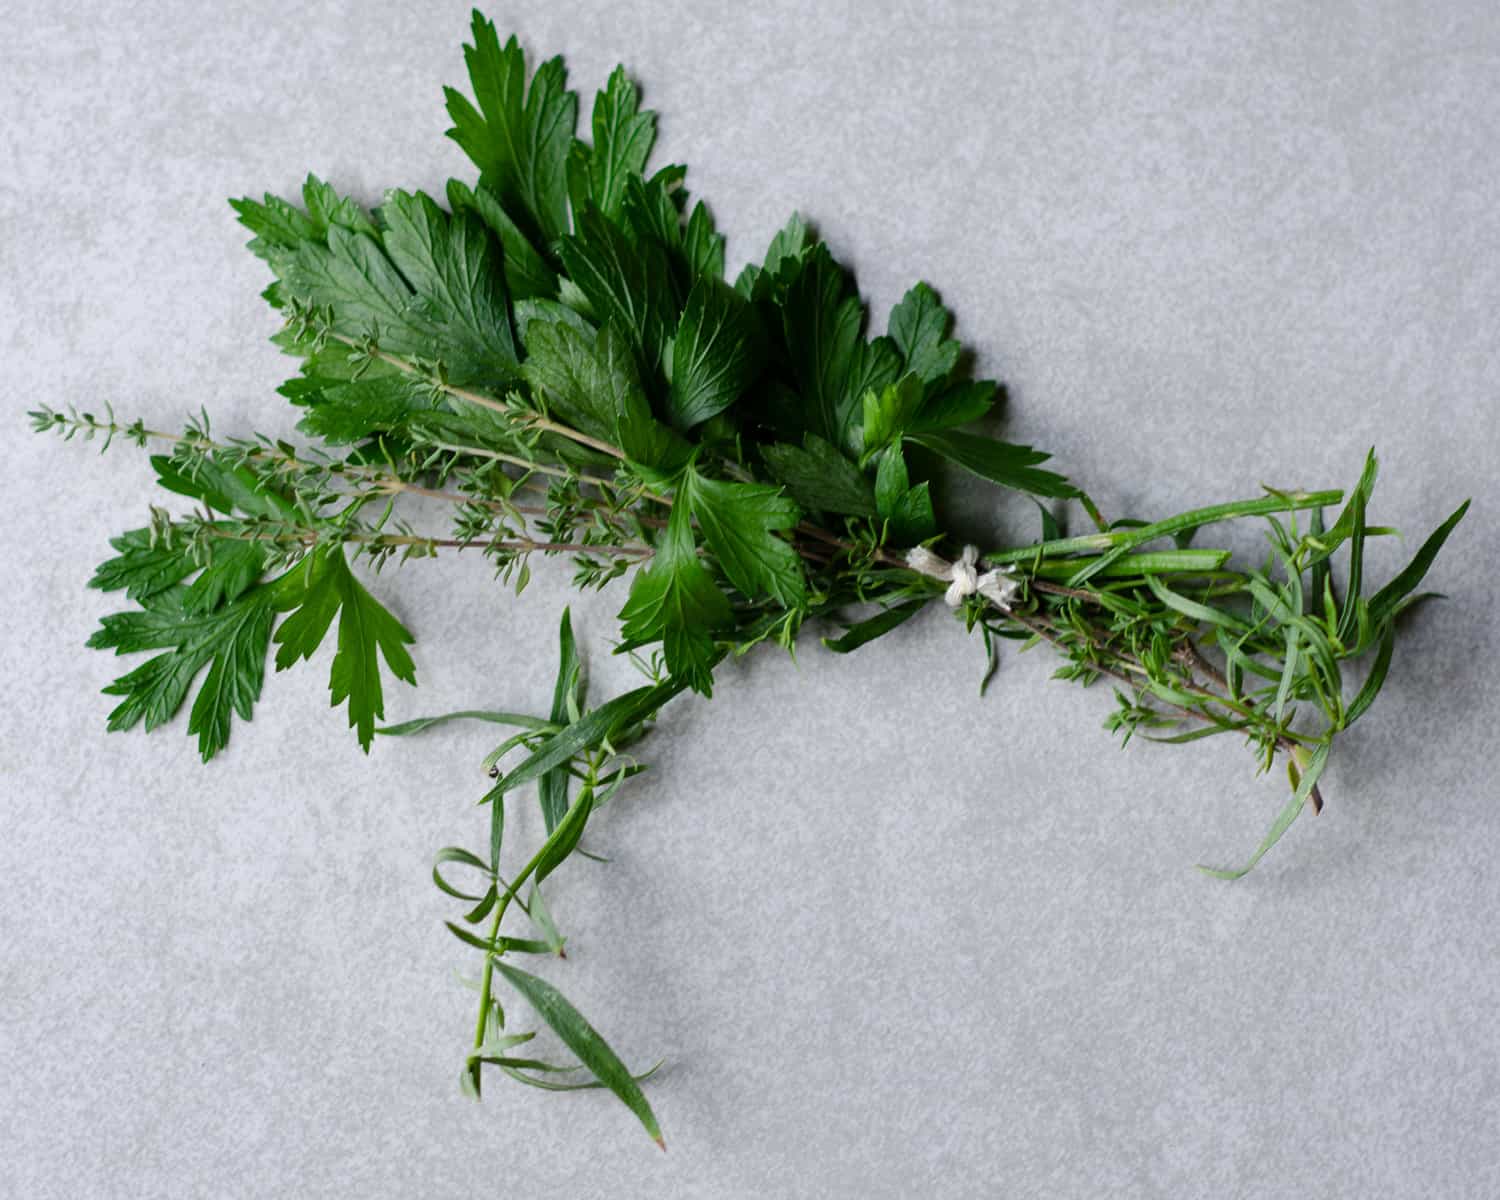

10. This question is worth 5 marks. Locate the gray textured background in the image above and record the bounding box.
[3,1,1497,1196]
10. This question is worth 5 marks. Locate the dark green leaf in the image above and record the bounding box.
[888,282,960,388]
[1367,500,1470,628]
[444,13,577,244]
[618,496,729,693]
[446,179,559,301]
[272,546,417,752]
[571,66,656,221]
[822,599,928,653]
[760,435,877,518]
[378,188,520,385]
[685,470,805,606]
[908,430,1079,500]
[667,277,761,429]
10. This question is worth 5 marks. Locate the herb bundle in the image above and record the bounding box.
[36,10,1468,1146]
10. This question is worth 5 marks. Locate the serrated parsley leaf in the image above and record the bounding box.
[570,66,656,222]
[873,446,936,544]
[667,277,761,429]
[273,545,417,751]
[888,282,961,389]
[907,429,1079,499]
[231,173,376,267]
[89,528,201,602]
[378,188,520,383]
[779,243,862,450]
[265,189,521,389]
[446,179,558,300]
[444,13,577,246]
[524,319,686,468]
[906,379,999,433]
[558,207,676,368]
[295,375,434,445]
[685,471,805,606]
[683,201,725,280]
[735,213,811,299]
[760,434,877,518]
[861,373,925,461]
[617,495,728,695]
[89,575,292,761]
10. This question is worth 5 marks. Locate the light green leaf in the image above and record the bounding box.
[494,962,665,1148]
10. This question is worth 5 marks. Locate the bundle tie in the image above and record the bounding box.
[906,544,1021,609]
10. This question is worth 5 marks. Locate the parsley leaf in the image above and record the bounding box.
[273,545,418,751]
[444,13,577,246]
[684,470,805,607]
[779,243,862,450]
[569,66,656,222]
[446,179,558,300]
[617,495,729,695]
[888,282,961,390]
[378,188,520,382]
[88,575,290,761]
[873,446,936,544]
[667,277,761,429]
[558,207,677,367]
[523,319,686,467]
[907,429,1080,499]
[760,435,877,518]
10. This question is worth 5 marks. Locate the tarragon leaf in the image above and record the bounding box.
[493,962,665,1148]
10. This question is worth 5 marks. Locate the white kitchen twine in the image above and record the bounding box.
[906,544,1021,609]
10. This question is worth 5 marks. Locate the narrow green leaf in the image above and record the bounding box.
[540,608,582,833]
[1367,500,1470,628]
[494,962,665,1148]
[1199,743,1329,880]
[378,710,552,737]
[823,599,928,653]
[1342,623,1396,728]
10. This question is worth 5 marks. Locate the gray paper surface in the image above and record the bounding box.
[3,2,1497,1196]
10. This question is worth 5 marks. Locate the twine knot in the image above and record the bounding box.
[906,545,1021,609]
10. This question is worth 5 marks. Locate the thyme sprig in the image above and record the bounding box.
[36,9,1468,1146]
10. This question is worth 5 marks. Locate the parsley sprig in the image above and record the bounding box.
[35,9,1469,1145]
